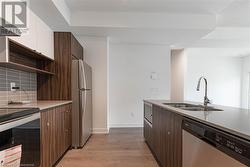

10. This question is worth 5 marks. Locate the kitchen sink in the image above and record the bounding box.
[163,103,223,111]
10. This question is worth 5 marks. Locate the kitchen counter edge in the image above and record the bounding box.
[5,100,72,111]
[144,99,250,141]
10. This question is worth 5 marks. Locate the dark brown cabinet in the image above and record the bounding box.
[41,104,72,167]
[41,108,54,167]
[144,104,182,167]
[71,34,83,60]
[37,32,83,101]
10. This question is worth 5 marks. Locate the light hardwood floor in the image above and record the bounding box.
[57,128,158,167]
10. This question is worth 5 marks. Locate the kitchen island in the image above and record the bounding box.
[144,100,250,167]
[145,100,250,140]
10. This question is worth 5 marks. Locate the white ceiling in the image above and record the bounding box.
[65,0,233,14]
[30,0,250,48]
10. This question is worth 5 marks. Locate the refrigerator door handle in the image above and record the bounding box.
[81,91,87,124]
[80,90,88,144]
[79,60,87,90]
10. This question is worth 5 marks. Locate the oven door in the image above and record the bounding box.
[0,113,40,167]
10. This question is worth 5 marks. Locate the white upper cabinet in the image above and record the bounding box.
[9,10,54,60]
[36,15,54,60]
[9,10,37,51]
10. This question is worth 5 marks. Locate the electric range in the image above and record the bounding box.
[0,108,40,124]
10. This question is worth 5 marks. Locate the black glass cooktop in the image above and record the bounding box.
[0,108,39,123]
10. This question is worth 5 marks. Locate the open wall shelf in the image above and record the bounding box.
[0,38,54,75]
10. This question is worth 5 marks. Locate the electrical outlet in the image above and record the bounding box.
[10,82,16,91]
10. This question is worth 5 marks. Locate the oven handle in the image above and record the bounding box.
[0,113,40,132]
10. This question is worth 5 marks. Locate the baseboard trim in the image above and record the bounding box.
[92,128,109,134]
[109,124,143,128]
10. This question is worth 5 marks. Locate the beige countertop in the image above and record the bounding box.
[144,99,250,141]
[3,100,72,110]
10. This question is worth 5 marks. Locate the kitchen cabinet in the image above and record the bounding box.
[41,104,72,167]
[36,17,54,60]
[37,32,84,100]
[144,104,182,167]
[40,108,54,167]
[0,38,54,75]
[9,10,37,50]
[9,10,54,60]
[71,34,83,60]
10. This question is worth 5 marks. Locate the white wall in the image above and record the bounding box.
[77,36,109,134]
[241,55,250,109]
[109,43,170,127]
[184,48,242,108]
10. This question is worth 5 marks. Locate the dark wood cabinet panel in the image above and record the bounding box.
[146,104,182,167]
[37,32,72,100]
[41,110,50,167]
[169,113,182,167]
[41,104,72,167]
[71,35,83,60]
[54,106,64,161]
[64,105,72,150]
[41,108,55,167]
[37,32,83,100]
[152,106,169,167]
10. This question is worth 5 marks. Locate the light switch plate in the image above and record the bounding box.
[150,72,158,80]
[10,82,16,91]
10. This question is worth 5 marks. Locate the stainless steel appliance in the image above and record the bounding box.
[182,118,250,167]
[0,108,40,167]
[144,102,152,125]
[72,60,92,148]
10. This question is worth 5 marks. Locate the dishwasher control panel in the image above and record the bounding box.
[215,134,249,158]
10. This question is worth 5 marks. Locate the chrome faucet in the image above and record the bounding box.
[196,77,210,107]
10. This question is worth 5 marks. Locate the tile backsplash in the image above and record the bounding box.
[0,66,37,106]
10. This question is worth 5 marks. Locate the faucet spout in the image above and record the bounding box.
[196,77,210,107]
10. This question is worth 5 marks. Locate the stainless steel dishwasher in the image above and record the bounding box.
[182,118,250,167]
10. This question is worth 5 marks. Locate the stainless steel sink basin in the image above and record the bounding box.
[163,103,223,111]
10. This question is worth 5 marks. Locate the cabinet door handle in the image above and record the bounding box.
[167,131,171,135]
[47,122,50,127]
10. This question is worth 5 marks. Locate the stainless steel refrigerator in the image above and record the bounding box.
[72,59,92,148]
